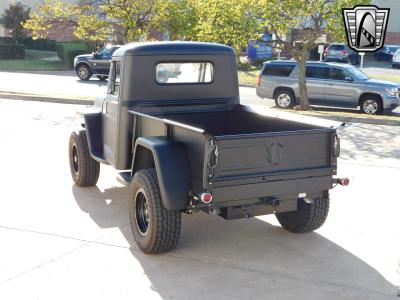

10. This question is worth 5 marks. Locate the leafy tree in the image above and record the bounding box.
[1,2,31,42]
[23,0,156,43]
[190,0,260,58]
[259,0,370,110]
[152,0,197,41]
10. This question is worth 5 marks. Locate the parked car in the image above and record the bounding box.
[68,42,348,254]
[74,45,121,81]
[374,45,400,62]
[256,60,400,114]
[392,49,400,68]
[323,43,359,65]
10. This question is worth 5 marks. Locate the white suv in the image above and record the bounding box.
[392,49,400,68]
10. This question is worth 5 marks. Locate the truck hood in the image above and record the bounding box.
[361,78,400,88]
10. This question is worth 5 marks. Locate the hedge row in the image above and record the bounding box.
[22,38,56,51]
[0,44,25,59]
[56,42,90,67]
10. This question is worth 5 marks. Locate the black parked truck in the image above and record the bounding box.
[68,42,348,254]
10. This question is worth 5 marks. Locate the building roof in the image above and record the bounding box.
[112,41,235,57]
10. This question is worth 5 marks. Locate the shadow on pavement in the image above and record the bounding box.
[339,123,400,162]
[75,79,108,86]
[72,185,397,299]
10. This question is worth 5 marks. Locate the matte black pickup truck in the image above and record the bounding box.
[68,42,348,254]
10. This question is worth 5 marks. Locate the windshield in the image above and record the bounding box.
[347,66,369,81]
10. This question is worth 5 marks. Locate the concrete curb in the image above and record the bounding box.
[0,92,94,105]
[1,91,399,126]
[304,113,400,126]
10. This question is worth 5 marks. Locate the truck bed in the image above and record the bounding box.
[163,108,322,136]
[131,106,337,204]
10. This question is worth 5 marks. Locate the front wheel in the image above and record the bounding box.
[129,169,181,254]
[276,192,329,233]
[360,97,382,115]
[76,65,92,81]
[69,130,100,186]
[274,89,295,109]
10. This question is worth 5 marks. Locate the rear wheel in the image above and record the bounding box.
[276,192,329,233]
[360,96,382,115]
[130,169,181,254]
[274,88,295,109]
[69,130,100,186]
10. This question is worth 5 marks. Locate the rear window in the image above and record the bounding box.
[156,62,213,84]
[262,64,295,77]
[328,44,345,50]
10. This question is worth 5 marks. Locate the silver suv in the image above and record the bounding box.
[256,61,400,114]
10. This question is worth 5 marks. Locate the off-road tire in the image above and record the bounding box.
[274,88,296,109]
[276,192,330,233]
[130,169,181,254]
[69,130,100,186]
[76,64,92,81]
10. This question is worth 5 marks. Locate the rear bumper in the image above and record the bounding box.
[209,175,333,206]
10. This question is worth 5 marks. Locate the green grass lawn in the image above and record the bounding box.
[0,49,64,71]
[368,74,400,83]
[238,68,260,85]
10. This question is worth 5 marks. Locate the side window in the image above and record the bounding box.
[96,47,112,59]
[262,65,295,77]
[306,66,328,79]
[328,67,347,81]
[107,61,121,96]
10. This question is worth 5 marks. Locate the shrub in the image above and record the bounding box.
[0,37,15,44]
[21,37,56,51]
[56,42,90,67]
[0,43,25,59]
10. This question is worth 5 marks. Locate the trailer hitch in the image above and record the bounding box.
[333,177,350,186]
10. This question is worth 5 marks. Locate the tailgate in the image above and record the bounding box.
[210,130,335,184]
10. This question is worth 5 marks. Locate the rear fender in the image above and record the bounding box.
[132,136,191,211]
[83,112,105,161]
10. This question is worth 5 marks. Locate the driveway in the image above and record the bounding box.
[0,99,399,299]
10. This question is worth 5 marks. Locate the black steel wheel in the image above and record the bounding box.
[68,130,100,186]
[276,192,330,233]
[76,64,92,81]
[129,169,181,254]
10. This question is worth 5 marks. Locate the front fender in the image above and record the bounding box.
[132,136,191,211]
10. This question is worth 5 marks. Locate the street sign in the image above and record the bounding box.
[318,44,325,61]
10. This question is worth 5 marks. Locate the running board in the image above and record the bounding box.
[117,172,132,186]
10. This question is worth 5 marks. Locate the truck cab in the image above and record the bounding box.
[68,42,347,254]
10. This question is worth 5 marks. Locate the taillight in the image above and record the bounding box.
[340,178,350,186]
[342,50,348,55]
[199,192,213,204]
[256,74,261,86]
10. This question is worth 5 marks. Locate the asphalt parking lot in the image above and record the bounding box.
[0,99,399,299]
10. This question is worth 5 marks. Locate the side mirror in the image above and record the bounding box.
[344,76,354,82]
